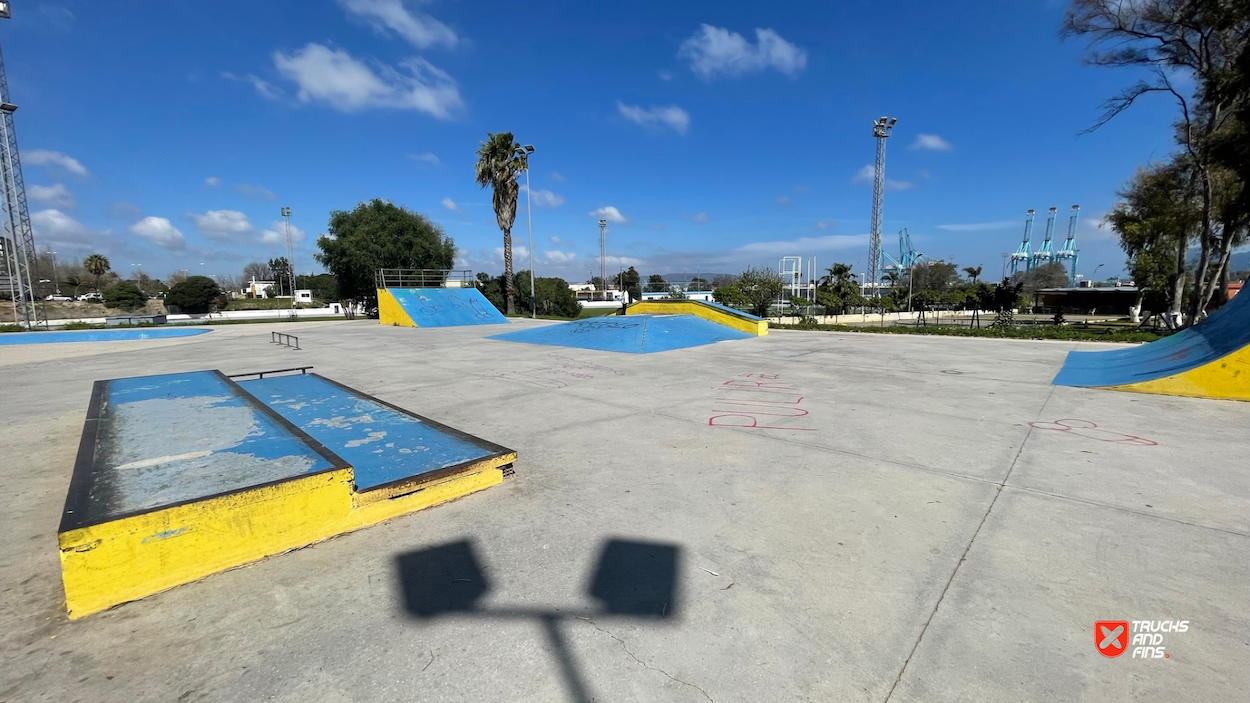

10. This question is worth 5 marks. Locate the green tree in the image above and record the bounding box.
[1013,261,1072,300]
[963,265,983,284]
[817,263,863,314]
[511,271,582,317]
[620,266,642,302]
[269,257,292,296]
[83,253,110,292]
[1106,162,1197,325]
[165,275,223,314]
[687,276,709,290]
[737,266,784,318]
[474,132,529,314]
[909,260,961,294]
[295,273,339,302]
[103,280,145,311]
[713,283,746,307]
[645,274,668,293]
[315,199,456,314]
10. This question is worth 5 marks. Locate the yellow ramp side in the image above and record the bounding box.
[626,300,768,336]
[1105,345,1250,401]
[59,462,508,619]
[377,288,418,327]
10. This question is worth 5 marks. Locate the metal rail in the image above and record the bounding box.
[375,269,474,289]
[270,332,300,350]
[228,366,312,380]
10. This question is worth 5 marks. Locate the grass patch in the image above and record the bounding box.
[0,324,24,333]
[576,307,621,319]
[225,298,321,311]
[772,321,1166,344]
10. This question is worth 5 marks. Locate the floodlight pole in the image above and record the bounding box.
[281,206,295,312]
[868,116,896,296]
[518,144,536,318]
[598,219,607,301]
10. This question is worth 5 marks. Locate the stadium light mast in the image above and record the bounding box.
[0,2,42,329]
[867,116,896,297]
[598,219,607,299]
[281,206,295,312]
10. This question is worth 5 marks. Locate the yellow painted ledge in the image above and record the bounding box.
[59,461,508,619]
[1103,344,1250,401]
[626,300,768,336]
[377,288,417,327]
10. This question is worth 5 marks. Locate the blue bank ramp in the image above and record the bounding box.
[490,314,754,354]
[239,373,511,491]
[378,287,507,328]
[1052,290,1250,401]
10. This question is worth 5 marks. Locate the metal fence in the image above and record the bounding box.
[375,269,475,289]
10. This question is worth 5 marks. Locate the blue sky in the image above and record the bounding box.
[11,0,1182,285]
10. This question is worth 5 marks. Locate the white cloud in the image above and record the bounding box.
[617,101,690,135]
[409,152,441,165]
[774,195,792,206]
[658,69,674,81]
[31,209,99,251]
[221,72,283,100]
[205,176,221,187]
[550,172,565,182]
[129,217,186,249]
[911,134,952,151]
[735,233,867,255]
[259,220,305,245]
[936,220,1018,232]
[190,210,254,241]
[678,25,807,81]
[589,206,626,224]
[852,164,912,191]
[441,197,461,212]
[493,245,529,261]
[520,184,565,208]
[604,254,645,267]
[689,212,710,224]
[28,183,75,209]
[815,219,835,230]
[548,235,561,244]
[27,149,87,176]
[545,250,577,263]
[236,183,277,201]
[273,43,462,119]
[334,0,458,49]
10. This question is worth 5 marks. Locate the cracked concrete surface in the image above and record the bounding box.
[1,319,1247,701]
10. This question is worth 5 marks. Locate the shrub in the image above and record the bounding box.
[165,276,223,314]
[103,281,146,310]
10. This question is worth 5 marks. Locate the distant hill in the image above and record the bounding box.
[1230,250,1249,277]
[659,273,734,285]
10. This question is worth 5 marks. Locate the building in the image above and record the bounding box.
[294,289,313,304]
[640,290,714,303]
[1036,287,1139,315]
[243,279,276,298]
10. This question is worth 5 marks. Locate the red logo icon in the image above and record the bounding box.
[1096,621,1129,657]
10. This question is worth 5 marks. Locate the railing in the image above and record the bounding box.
[228,366,312,380]
[271,332,300,350]
[375,269,475,289]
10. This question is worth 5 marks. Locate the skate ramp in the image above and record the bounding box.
[626,299,768,335]
[490,314,753,354]
[1052,291,1250,401]
[378,287,507,328]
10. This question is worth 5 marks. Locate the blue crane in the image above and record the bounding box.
[1009,210,1035,275]
[1054,205,1080,284]
[880,228,925,277]
[1032,207,1058,266]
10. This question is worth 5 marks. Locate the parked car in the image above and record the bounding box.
[45,294,73,301]
[77,292,102,301]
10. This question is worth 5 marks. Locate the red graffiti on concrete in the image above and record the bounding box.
[1028,419,1157,446]
[708,373,815,431]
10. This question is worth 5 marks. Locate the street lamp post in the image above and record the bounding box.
[1091,263,1104,285]
[50,251,59,295]
[598,219,607,301]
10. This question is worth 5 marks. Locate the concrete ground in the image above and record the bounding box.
[1,318,1246,702]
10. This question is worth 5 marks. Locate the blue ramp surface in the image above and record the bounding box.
[390,288,507,327]
[240,373,506,491]
[490,314,753,354]
[77,370,335,524]
[1053,290,1250,388]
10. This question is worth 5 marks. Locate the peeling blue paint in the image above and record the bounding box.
[388,288,508,327]
[142,527,189,543]
[491,314,752,354]
[0,328,208,345]
[240,374,496,490]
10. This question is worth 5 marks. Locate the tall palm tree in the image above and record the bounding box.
[821,262,854,289]
[83,253,110,292]
[474,132,528,315]
[962,265,983,284]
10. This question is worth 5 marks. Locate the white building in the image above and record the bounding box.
[294,289,313,304]
[244,279,276,298]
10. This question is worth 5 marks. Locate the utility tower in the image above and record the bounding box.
[1055,205,1080,283]
[598,219,607,292]
[1009,209,1035,276]
[281,206,295,311]
[867,116,897,294]
[0,4,40,330]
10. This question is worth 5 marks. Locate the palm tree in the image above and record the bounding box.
[83,253,110,292]
[474,132,528,315]
[821,262,854,289]
[962,265,983,284]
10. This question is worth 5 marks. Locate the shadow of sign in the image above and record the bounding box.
[396,538,680,702]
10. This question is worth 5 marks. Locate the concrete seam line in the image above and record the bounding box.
[575,615,714,702]
[1005,485,1250,539]
[882,384,1057,703]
